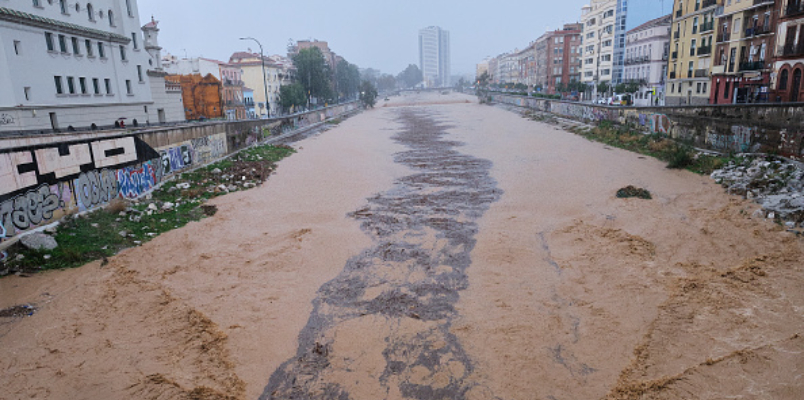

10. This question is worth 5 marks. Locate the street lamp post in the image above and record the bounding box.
[240,37,270,118]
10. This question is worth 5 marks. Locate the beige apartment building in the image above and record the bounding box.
[667,0,720,105]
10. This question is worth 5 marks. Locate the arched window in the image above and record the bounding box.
[87,4,94,21]
[779,69,789,90]
[108,10,114,26]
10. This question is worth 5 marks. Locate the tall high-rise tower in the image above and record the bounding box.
[419,26,451,88]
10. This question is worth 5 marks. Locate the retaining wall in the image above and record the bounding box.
[0,101,360,245]
[491,94,804,159]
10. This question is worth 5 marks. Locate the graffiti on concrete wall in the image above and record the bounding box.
[638,113,670,135]
[117,162,159,199]
[0,184,61,238]
[707,126,756,153]
[190,133,227,165]
[1,135,158,198]
[779,129,804,158]
[0,114,14,125]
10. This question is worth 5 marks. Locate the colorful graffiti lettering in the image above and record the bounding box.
[1,135,158,198]
[0,184,61,239]
[638,113,670,135]
[75,169,119,210]
[707,126,755,153]
[117,162,158,199]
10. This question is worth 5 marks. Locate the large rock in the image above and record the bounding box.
[20,233,58,251]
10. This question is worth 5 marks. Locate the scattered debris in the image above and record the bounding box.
[0,304,37,318]
[616,186,652,200]
[711,155,804,229]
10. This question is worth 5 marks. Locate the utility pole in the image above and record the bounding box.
[240,37,270,118]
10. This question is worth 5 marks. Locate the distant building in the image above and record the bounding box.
[624,15,671,105]
[0,1,184,133]
[580,0,629,99]
[229,51,289,117]
[709,0,777,104]
[419,26,451,87]
[666,0,720,106]
[166,73,223,120]
[243,87,256,118]
[772,0,804,102]
[476,58,490,80]
[163,56,246,120]
[537,23,583,94]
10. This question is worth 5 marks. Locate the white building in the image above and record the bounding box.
[418,26,451,88]
[624,14,671,106]
[580,0,628,99]
[0,0,183,133]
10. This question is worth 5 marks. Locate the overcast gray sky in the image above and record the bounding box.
[137,0,667,77]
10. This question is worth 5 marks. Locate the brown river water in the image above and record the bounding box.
[1,92,802,400]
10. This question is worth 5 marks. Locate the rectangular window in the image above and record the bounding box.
[24,87,31,100]
[119,45,126,61]
[98,42,105,58]
[696,82,702,93]
[67,77,75,94]
[58,34,67,53]
[126,80,133,95]
[71,37,80,55]
[33,0,41,6]
[54,76,63,94]
[93,78,100,94]
[137,65,144,82]
[13,40,21,55]
[131,33,138,49]
[85,39,93,56]
[104,78,112,94]
[45,32,54,51]
[79,77,87,94]
[702,82,707,93]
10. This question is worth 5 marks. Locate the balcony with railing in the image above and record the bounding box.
[745,26,771,37]
[676,9,683,18]
[223,79,244,87]
[739,60,766,71]
[694,68,709,78]
[782,43,804,57]
[701,21,714,33]
[717,31,731,42]
[671,50,678,59]
[624,55,651,65]
[697,45,712,55]
[786,2,804,17]
[702,0,717,8]
[753,0,773,4]
[669,71,677,79]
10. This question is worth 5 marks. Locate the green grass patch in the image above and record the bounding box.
[575,123,731,175]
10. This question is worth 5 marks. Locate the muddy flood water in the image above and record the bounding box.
[1,92,803,400]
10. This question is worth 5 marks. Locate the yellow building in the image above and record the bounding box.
[667,0,721,105]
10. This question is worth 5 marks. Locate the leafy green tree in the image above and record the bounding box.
[279,83,307,113]
[477,71,490,89]
[377,74,397,92]
[359,80,378,108]
[292,47,334,104]
[398,64,423,88]
[335,60,360,100]
[597,81,610,96]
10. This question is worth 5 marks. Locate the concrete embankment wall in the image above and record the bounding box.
[491,94,804,159]
[0,102,360,245]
